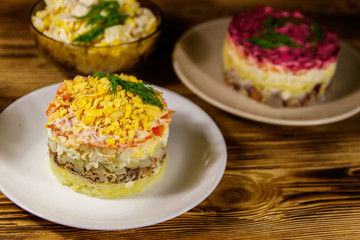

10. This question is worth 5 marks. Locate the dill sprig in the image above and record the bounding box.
[93,72,163,109]
[73,1,128,45]
[309,21,325,43]
[247,16,326,50]
[247,16,301,49]
[306,21,325,51]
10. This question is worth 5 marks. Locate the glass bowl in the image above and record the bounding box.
[29,0,163,74]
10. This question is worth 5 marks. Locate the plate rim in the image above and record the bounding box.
[0,83,227,230]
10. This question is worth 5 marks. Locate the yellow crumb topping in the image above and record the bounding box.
[46,74,169,145]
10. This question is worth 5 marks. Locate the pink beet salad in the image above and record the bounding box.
[228,6,340,72]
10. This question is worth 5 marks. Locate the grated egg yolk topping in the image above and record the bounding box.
[46,74,172,148]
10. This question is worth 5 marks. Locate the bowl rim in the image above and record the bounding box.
[29,0,163,48]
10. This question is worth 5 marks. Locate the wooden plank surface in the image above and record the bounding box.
[1,0,360,239]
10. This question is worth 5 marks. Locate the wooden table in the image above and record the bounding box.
[1,0,360,239]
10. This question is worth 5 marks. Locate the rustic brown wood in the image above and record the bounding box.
[1,0,360,239]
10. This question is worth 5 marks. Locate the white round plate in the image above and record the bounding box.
[172,17,360,126]
[0,84,227,230]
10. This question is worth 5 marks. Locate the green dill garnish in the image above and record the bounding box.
[248,32,301,49]
[306,21,325,51]
[309,21,325,43]
[264,16,302,29]
[248,16,326,50]
[93,72,163,109]
[247,16,302,49]
[73,1,128,45]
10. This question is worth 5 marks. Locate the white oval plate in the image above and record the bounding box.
[172,17,360,126]
[0,84,227,230]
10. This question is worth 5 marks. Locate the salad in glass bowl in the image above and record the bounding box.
[30,0,162,73]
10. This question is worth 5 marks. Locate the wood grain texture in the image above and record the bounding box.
[1,0,360,239]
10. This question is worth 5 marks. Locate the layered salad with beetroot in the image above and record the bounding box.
[222,6,340,107]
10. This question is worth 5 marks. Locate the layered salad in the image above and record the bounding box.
[223,6,340,107]
[45,73,174,198]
